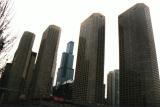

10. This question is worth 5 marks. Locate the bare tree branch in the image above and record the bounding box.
[0,0,15,71]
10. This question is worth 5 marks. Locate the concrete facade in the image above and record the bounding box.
[56,41,74,86]
[107,70,119,107]
[0,63,12,102]
[73,13,105,104]
[32,25,61,98]
[119,3,160,107]
[24,52,37,98]
[6,32,35,102]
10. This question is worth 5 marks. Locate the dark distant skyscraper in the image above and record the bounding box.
[56,41,74,86]
[32,25,61,98]
[107,70,119,107]
[6,32,35,102]
[66,41,74,54]
[73,13,105,104]
[119,3,160,107]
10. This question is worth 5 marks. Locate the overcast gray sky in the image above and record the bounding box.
[9,0,160,89]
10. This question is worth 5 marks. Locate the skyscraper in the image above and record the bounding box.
[56,41,74,86]
[107,70,119,107]
[32,25,61,98]
[24,52,37,98]
[0,63,12,101]
[6,31,35,102]
[119,3,160,107]
[73,13,105,104]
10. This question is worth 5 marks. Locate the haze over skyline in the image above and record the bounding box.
[8,0,160,86]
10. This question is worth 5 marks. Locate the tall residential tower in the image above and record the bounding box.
[107,70,119,107]
[32,25,61,98]
[119,3,160,107]
[6,32,35,102]
[73,13,105,104]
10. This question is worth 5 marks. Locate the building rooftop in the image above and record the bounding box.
[81,13,105,26]
[119,3,149,19]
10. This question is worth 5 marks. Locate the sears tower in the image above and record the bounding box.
[56,41,74,85]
